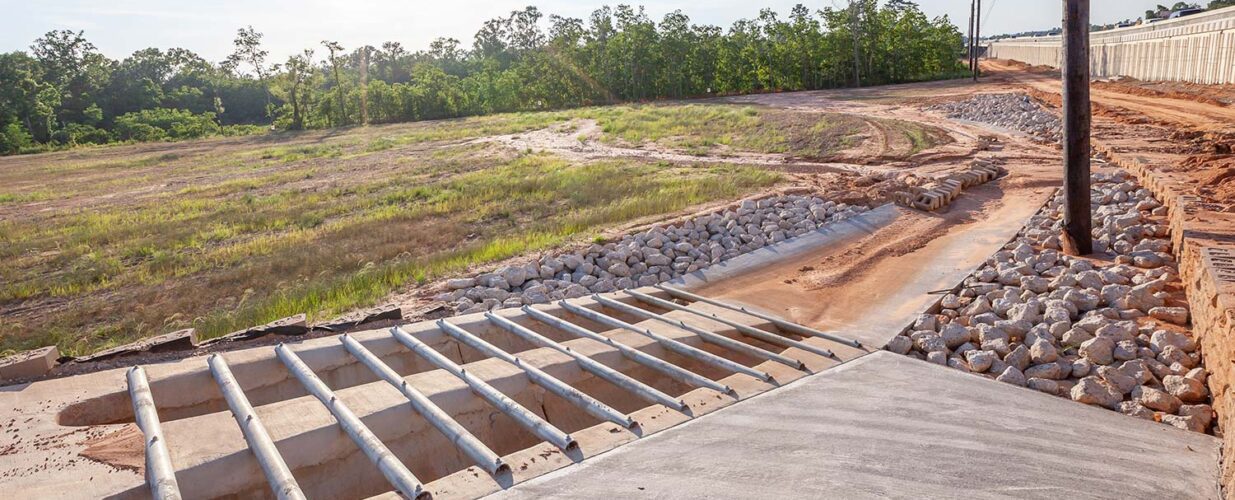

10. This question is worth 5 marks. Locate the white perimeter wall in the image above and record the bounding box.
[986,6,1235,84]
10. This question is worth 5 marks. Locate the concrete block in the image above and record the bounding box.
[0,346,59,382]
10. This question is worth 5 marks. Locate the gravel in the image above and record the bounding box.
[930,93,1062,143]
[437,194,869,314]
[887,169,1213,433]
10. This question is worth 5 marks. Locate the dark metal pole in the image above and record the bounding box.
[974,0,982,80]
[968,0,976,76]
[1062,0,1093,254]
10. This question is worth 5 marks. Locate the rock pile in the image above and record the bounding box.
[886,170,1213,433]
[930,93,1062,143]
[438,194,869,314]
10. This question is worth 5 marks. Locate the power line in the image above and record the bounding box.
[981,0,998,32]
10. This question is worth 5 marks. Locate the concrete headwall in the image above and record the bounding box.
[987,6,1235,84]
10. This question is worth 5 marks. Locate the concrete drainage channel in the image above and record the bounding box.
[887,167,1213,433]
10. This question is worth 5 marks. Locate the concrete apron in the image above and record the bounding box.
[490,351,1221,499]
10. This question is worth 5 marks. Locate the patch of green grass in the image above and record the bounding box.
[571,104,873,158]
[187,156,779,341]
[257,144,344,162]
[0,134,780,354]
[0,191,54,204]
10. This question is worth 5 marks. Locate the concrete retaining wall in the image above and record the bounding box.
[987,6,1235,84]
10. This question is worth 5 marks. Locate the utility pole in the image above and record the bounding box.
[967,2,974,74]
[1062,0,1093,254]
[851,0,862,87]
[973,0,982,81]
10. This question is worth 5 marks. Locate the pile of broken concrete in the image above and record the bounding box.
[438,194,869,314]
[887,170,1212,433]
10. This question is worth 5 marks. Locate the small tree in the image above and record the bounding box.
[321,40,346,126]
[225,26,278,123]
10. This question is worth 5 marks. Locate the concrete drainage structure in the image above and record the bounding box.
[3,283,869,499]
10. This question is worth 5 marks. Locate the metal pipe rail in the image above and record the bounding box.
[654,284,862,347]
[591,294,805,370]
[274,344,428,500]
[338,334,508,476]
[436,319,635,429]
[558,300,773,383]
[390,326,577,452]
[127,366,182,500]
[624,290,836,359]
[485,312,686,411]
[208,355,306,500]
[520,305,732,395]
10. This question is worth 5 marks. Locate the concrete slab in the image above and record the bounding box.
[491,351,1221,500]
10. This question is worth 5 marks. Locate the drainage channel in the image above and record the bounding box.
[125,291,862,499]
[886,168,1214,433]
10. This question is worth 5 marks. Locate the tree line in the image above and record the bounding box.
[0,1,964,155]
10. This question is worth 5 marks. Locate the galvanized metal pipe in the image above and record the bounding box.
[485,312,686,411]
[274,344,427,500]
[654,284,862,347]
[520,305,732,395]
[338,334,508,476]
[390,326,577,452]
[591,294,805,370]
[625,289,836,359]
[127,366,182,500]
[558,300,773,383]
[208,355,306,500]
[436,319,635,428]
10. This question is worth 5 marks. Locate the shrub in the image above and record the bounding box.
[0,123,33,155]
[50,123,112,146]
[114,108,221,142]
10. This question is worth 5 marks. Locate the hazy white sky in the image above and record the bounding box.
[0,1,1171,62]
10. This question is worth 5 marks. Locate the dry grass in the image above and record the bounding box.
[0,105,792,355]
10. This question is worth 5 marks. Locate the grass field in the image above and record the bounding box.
[0,103,944,355]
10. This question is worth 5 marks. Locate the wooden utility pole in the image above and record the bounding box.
[1062,0,1093,254]
[967,0,976,75]
[973,0,982,80]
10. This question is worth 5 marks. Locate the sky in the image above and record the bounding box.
[0,0,1176,63]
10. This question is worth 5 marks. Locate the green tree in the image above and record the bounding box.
[321,40,347,126]
[225,26,277,123]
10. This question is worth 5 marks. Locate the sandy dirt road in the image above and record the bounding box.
[983,59,1235,132]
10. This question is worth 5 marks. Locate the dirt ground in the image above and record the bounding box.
[981,59,1235,206]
